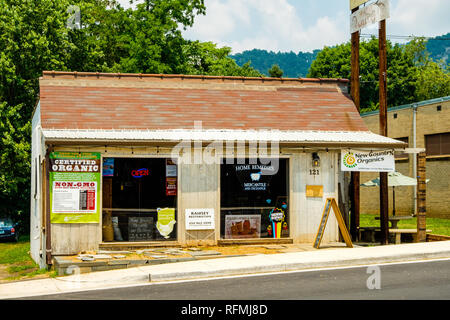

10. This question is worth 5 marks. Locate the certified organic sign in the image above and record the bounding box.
[49,152,101,223]
[350,0,390,33]
[341,149,395,172]
[185,208,215,230]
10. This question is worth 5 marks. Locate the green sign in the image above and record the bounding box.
[156,208,176,238]
[49,152,101,223]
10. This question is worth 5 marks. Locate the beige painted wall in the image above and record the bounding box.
[361,98,450,218]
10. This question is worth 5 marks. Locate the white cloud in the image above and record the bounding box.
[183,0,349,53]
[117,0,450,53]
[185,0,250,39]
[390,0,450,37]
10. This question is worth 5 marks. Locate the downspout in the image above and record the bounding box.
[412,104,418,216]
[45,144,54,266]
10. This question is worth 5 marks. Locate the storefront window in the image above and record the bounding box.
[220,159,289,239]
[102,158,177,242]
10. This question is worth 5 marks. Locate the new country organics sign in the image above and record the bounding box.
[341,149,395,172]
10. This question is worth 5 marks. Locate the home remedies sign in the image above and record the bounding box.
[341,149,395,172]
[49,152,101,223]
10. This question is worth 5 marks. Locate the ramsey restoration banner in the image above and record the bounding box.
[341,149,395,172]
[49,152,101,223]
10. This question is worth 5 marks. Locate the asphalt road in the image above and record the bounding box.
[23,259,450,300]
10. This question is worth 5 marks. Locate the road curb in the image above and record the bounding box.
[148,244,450,282]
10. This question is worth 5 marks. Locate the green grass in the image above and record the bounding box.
[0,235,32,264]
[0,235,56,281]
[360,214,450,236]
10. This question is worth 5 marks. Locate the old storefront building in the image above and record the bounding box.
[30,71,405,267]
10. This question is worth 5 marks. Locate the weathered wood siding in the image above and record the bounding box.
[51,223,100,255]
[178,159,220,246]
[47,145,341,254]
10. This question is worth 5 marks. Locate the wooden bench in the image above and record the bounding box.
[389,229,432,244]
[375,216,413,229]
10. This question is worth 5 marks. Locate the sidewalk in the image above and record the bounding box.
[1,241,450,299]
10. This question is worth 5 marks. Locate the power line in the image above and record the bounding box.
[360,34,450,41]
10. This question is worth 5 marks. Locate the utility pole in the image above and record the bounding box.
[350,6,361,241]
[379,19,389,245]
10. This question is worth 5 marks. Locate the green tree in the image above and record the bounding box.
[0,102,31,224]
[0,0,266,228]
[182,41,261,76]
[307,37,449,113]
[231,49,319,77]
[0,0,76,225]
[416,60,450,101]
[268,64,284,78]
[2,0,256,229]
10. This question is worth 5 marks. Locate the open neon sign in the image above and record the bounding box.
[131,168,149,178]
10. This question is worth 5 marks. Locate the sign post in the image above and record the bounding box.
[379,16,390,245]
[350,0,390,33]
[350,0,391,245]
[350,4,361,242]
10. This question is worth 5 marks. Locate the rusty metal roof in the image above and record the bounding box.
[37,71,404,147]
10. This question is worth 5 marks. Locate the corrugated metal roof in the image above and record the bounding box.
[41,129,406,147]
[38,71,368,133]
[37,72,406,147]
[361,96,450,117]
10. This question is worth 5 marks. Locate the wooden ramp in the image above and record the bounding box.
[218,238,293,246]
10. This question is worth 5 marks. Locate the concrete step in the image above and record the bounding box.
[99,241,180,251]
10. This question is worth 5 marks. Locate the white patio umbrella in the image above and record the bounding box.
[361,171,429,216]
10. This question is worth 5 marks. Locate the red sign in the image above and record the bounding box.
[131,168,149,178]
[166,177,177,196]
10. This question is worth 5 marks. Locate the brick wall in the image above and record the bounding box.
[360,98,450,219]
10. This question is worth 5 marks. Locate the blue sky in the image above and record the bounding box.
[119,0,450,53]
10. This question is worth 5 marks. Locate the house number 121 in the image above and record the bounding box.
[309,169,320,175]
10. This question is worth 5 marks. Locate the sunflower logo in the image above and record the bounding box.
[343,152,357,168]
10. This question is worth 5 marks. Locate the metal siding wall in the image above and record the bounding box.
[290,151,339,243]
[30,104,46,267]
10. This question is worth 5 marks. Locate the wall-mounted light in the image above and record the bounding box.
[312,152,320,167]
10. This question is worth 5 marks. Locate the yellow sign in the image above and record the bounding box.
[313,198,353,249]
[306,185,323,198]
[350,0,369,10]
